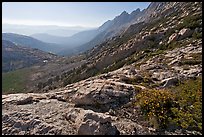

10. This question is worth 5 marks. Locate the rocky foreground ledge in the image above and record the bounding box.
[2,70,152,135]
[2,84,151,135]
[2,73,201,135]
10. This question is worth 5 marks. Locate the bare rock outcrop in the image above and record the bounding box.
[2,93,77,135]
[69,79,135,111]
[65,108,119,135]
[2,112,62,135]
[178,28,193,40]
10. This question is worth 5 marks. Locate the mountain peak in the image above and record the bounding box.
[120,11,129,16]
[132,8,140,13]
[130,8,141,16]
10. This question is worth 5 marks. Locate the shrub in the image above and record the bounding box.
[179,59,202,65]
[123,76,143,85]
[135,89,175,129]
[37,82,43,90]
[176,14,202,30]
[159,44,168,50]
[47,78,53,85]
[134,86,143,92]
[168,42,178,49]
[63,77,71,87]
[190,53,202,60]
[54,75,60,82]
[135,77,202,131]
[169,77,202,131]
[192,31,202,39]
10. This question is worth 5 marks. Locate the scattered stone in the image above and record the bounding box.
[16,97,33,105]
[178,28,193,40]
[168,33,178,43]
[161,77,179,88]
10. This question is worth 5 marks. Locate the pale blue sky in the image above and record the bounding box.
[2,2,150,28]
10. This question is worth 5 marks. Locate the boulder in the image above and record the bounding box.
[132,75,144,83]
[71,80,134,110]
[152,71,175,81]
[16,96,33,105]
[2,94,34,105]
[168,33,178,44]
[120,75,131,82]
[65,108,119,135]
[112,118,154,135]
[178,28,193,40]
[161,77,179,88]
[178,28,189,35]
[78,114,119,135]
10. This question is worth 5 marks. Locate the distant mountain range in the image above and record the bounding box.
[2,40,58,72]
[2,24,93,37]
[30,3,169,56]
[2,2,170,56]
[30,28,98,49]
[2,33,66,54]
[28,7,147,55]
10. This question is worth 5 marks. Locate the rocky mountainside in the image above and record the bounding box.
[58,2,202,87]
[2,40,58,72]
[2,2,202,135]
[56,5,148,55]
[75,2,169,54]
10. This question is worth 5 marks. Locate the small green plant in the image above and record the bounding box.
[135,89,175,129]
[179,59,202,65]
[134,86,143,92]
[176,14,202,30]
[135,77,202,131]
[192,31,202,39]
[170,77,202,131]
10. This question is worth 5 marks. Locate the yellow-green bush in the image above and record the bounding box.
[170,77,202,131]
[135,89,175,129]
[135,77,202,131]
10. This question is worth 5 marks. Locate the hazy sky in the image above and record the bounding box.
[3,2,150,28]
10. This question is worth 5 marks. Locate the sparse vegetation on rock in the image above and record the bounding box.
[2,2,202,135]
